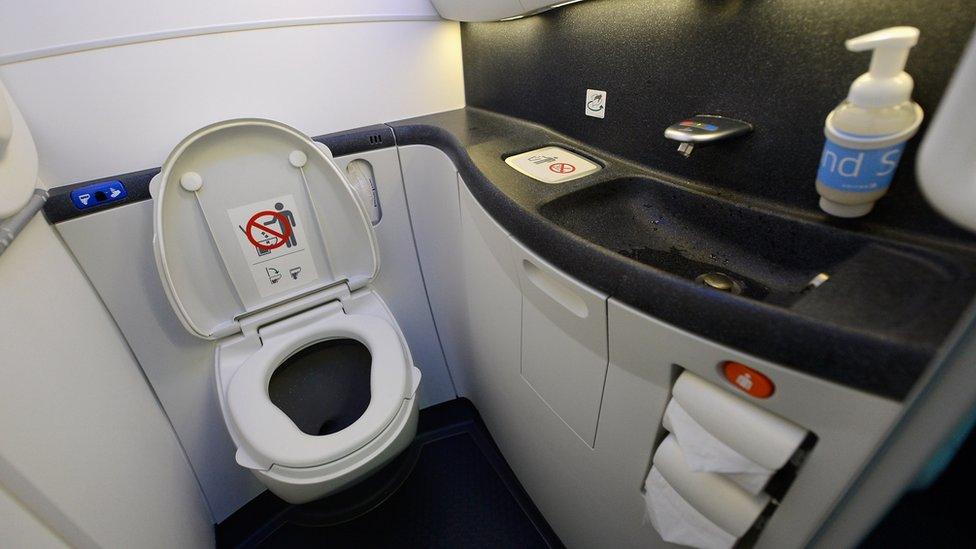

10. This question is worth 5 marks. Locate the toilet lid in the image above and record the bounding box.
[153,119,379,339]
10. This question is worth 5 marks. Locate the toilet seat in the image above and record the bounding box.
[152,118,421,503]
[227,308,409,470]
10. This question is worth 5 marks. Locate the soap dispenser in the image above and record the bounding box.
[816,27,924,218]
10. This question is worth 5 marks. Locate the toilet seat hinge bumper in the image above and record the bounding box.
[235,280,352,340]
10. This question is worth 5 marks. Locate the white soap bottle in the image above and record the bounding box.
[816,27,924,218]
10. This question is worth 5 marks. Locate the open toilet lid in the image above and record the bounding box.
[153,119,379,340]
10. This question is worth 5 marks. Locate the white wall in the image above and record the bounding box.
[0,2,464,187]
[0,217,213,548]
[1,0,464,529]
[0,484,67,549]
[0,1,441,57]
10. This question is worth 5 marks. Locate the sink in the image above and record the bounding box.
[538,177,974,325]
[538,177,855,304]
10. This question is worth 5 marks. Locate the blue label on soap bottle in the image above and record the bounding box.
[817,139,906,192]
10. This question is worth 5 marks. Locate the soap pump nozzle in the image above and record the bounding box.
[845,26,920,108]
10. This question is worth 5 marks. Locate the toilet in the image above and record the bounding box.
[151,118,421,504]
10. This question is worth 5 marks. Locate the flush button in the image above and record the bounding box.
[69,180,128,210]
[722,361,774,398]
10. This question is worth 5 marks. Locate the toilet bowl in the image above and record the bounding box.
[151,118,421,503]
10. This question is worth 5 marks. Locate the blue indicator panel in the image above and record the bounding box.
[70,180,128,210]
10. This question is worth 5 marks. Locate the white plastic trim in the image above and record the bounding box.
[918,30,976,232]
[0,80,37,218]
[0,14,442,66]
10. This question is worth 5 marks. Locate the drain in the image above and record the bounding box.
[696,272,744,295]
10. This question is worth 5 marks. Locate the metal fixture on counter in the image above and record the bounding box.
[802,272,831,293]
[696,271,744,295]
[664,115,753,157]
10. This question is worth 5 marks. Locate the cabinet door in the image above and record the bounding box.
[457,181,523,397]
[510,238,609,447]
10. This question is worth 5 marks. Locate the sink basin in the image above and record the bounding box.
[538,177,852,303]
[538,177,974,321]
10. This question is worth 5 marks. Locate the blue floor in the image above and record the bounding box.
[859,427,974,548]
[216,398,563,549]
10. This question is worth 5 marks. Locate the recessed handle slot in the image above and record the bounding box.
[521,258,589,318]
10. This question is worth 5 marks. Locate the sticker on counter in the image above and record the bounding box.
[227,194,319,298]
[504,146,601,184]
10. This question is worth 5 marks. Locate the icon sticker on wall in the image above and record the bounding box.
[585,89,606,119]
[227,194,320,298]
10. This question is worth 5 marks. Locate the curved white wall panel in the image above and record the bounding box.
[0,217,213,547]
[0,484,68,549]
[0,0,440,61]
[0,20,464,187]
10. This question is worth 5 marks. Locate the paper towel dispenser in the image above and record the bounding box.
[645,371,814,548]
[430,0,586,22]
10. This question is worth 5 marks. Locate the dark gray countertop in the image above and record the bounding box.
[390,108,976,401]
[43,111,976,401]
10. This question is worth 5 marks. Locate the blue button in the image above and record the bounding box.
[70,180,128,210]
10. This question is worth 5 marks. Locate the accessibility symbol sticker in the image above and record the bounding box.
[228,194,319,298]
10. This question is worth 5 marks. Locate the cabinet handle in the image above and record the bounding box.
[521,259,589,318]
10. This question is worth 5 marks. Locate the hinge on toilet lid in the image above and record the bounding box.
[233,280,352,340]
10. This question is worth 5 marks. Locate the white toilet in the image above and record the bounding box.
[151,118,421,504]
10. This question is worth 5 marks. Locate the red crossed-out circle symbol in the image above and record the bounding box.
[549,162,576,174]
[245,210,292,251]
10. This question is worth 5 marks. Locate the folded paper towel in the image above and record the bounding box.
[664,399,773,494]
[653,434,770,537]
[672,372,807,472]
[645,467,736,549]
[645,372,808,546]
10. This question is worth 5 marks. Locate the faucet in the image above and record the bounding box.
[664,115,753,157]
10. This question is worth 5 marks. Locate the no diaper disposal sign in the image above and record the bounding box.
[228,194,319,298]
[245,210,292,251]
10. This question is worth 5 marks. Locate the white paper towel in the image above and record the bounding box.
[723,471,773,496]
[645,466,737,549]
[664,399,773,494]
[653,434,770,537]
[672,372,807,471]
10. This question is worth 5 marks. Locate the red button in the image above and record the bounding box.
[723,362,774,398]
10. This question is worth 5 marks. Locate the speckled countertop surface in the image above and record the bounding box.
[42,109,976,401]
[390,107,976,401]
